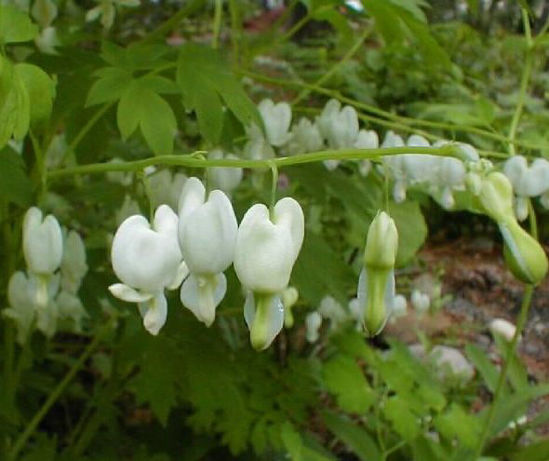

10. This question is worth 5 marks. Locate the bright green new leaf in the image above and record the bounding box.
[0,4,38,44]
[434,404,482,449]
[117,81,177,155]
[15,63,55,124]
[0,56,30,148]
[323,355,375,414]
[384,396,421,442]
[86,67,133,106]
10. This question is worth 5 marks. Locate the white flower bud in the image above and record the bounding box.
[61,230,88,294]
[411,290,430,314]
[489,318,517,342]
[148,169,187,211]
[23,207,63,275]
[4,272,36,344]
[317,99,359,149]
[287,117,323,155]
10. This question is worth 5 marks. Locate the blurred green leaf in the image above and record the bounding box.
[323,355,375,413]
[322,411,382,461]
[465,344,499,393]
[15,63,55,124]
[0,4,38,44]
[0,146,33,206]
[388,200,427,266]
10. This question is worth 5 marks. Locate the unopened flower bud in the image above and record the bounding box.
[364,211,398,269]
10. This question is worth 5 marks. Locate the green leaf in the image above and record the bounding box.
[281,422,303,461]
[117,82,176,155]
[434,404,482,449]
[322,411,382,461]
[0,147,33,206]
[388,200,427,266]
[15,63,55,124]
[465,344,498,393]
[86,67,133,106]
[510,439,549,461]
[292,232,356,306]
[323,356,375,414]
[384,396,421,442]
[0,4,38,44]
[131,336,179,426]
[0,56,30,147]
[176,44,260,144]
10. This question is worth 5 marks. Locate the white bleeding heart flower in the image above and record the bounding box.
[503,156,549,220]
[4,272,37,344]
[411,290,430,314]
[61,230,88,294]
[244,124,275,160]
[23,207,63,276]
[177,177,238,326]
[56,290,88,332]
[208,149,243,195]
[318,295,347,329]
[305,311,322,343]
[148,169,187,211]
[258,99,292,147]
[354,129,379,176]
[317,99,359,150]
[234,197,304,350]
[109,205,186,335]
[286,117,323,155]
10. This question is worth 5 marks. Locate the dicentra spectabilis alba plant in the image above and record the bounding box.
[234,197,304,350]
[208,149,243,195]
[177,177,238,326]
[109,205,186,335]
[356,211,398,336]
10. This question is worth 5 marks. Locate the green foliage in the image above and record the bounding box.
[0,146,33,206]
[0,4,38,44]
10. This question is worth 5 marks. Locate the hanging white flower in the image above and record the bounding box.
[244,123,276,160]
[354,129,379,176]
[23,207,63,276]
[208,149,243,195]
[257,99,293,147]
[109,205,186,335]
[177,177,238,326]
[286,117,324,155]
[61,230,88,294]
[305,311,322,343]
[411,289,430,314]
[4,272,37,344]
[148,169,187,211]
[489,318,517,342]
[234,197,304,350]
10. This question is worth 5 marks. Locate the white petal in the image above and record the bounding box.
[111,214,182,292]
[167,261,190,290]
[23,207,63,274]
[234,203,295,293]
[141,293,168,335]
[177,177,206,218]
[109,283,153,303]
[179,190,237,274]
[273,197,305,263]
[354,130,379,149]
[180,273,226,326]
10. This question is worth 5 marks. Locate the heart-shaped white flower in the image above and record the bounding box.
[23,207,63,275]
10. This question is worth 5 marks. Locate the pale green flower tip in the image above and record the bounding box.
[364,211,398,269]
[478,172,514,223]
[501,221,548,285]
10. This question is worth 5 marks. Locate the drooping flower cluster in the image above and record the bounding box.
[4,207,88,343]
[109,176,304,350]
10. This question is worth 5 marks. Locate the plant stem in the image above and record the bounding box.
[472,284,534,458]
[212,0,223,49]
[8,324,110,460]
[48,145,462,179]
[507,9,533,156]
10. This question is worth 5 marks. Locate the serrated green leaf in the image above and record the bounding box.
[87,67,133,106]
[322,411,382,461]
[117,82,176,155]
[15,63,55,124]
[176,43,260,143]
[388,200,427,266]
[131,336,179,426]
[434,403,482,449]
[323,356,375,414]
[0,56,30,147]
[0,4,38,44]
[0,146,33,206]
